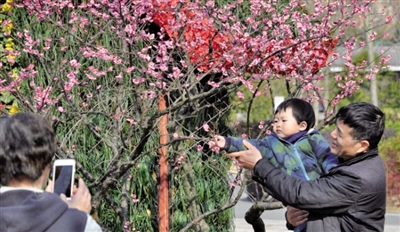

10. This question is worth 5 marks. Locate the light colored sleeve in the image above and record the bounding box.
[84,214,102,232]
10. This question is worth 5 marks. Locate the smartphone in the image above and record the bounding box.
[52,159,76,199]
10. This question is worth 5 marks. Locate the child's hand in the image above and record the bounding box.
[208,135,226,150]
[286,206,309,227]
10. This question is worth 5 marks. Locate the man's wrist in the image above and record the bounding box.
[253,157,264,170]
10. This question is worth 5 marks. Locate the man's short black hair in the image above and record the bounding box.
[336,102,385,149]
[0,113,56,185]
[275,98,315,130]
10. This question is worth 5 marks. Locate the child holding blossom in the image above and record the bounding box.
[209,98,339,231]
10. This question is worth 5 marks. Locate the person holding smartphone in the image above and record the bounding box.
[0,113,102,232]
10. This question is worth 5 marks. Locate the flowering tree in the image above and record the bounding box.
[0,0,393,231]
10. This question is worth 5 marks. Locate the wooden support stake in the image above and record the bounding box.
[158,93,169,232]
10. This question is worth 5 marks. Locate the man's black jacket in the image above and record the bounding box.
[253,147,386,231]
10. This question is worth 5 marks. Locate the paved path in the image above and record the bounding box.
[234,218,288,232]
[234,216,400,232]
[233,191,400,232]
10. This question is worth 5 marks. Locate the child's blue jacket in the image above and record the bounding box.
[224,129,339,181]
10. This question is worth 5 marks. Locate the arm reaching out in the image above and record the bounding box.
[227,140,262,169]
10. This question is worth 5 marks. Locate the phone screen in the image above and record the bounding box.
[53,165,73,197]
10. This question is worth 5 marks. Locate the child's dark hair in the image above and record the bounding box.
[275,98,315,130]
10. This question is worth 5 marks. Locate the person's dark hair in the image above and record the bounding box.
[275,98,315,130]
[335,102,385,149]
[0,113,56,185]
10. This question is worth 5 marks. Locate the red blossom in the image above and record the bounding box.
[151,1,338,75]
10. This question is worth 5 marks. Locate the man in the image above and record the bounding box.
[0,113,102,232]
[229,102,386,231]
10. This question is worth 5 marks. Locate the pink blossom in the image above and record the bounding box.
[207,81,220,88]
[130,194,139,203]
[206,1,215,8]
[33,86,58,110]
[126,66,135,73]
[7,56,16,65]
[169,67,183,79]
[142,90,156,99]
[383,32,390,38]
[156,81,167,89]
[211,146,220,153]
[58,106,65,112]
[180,60,188,68]
[202,123,210,132]
[132,77,145,85]
[115,74,123,80]
[124,221,130,229]
[368,31,377,41]
[197,144,203,152]
[69,59,81,68]
[380,55,391,65]
[236,91,244,100]
[127,118,137,125]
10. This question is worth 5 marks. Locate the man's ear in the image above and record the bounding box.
[44,163,52,171]
[299,121,307,131]
[357,140,370,153]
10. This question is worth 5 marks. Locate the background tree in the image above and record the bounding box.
[0,0,396,231]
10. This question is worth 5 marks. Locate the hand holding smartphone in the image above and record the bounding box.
[52,159,76,199]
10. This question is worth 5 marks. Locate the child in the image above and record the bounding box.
[209,98,339,231]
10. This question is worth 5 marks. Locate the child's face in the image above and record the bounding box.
[272,107,306,138]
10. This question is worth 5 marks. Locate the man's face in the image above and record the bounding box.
[330,119,364,160]
[272,107,306,139]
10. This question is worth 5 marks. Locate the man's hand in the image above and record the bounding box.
[286,206,309,227]
[227,140,262,170]
[61,178,92,214]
